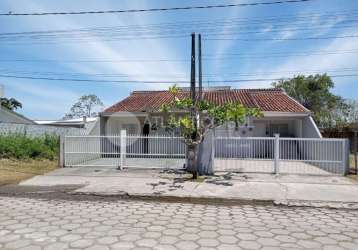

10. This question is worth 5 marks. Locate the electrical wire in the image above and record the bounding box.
[0,73,356,84]
[0,0,315,16]
[2,67,357,78]
[1,9,356,38]
[205,35,358,41]
[1,49,358,63]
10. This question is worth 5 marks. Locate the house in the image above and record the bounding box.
[0,106,35,124]
[99,86,322,138]
[64,86,347,175]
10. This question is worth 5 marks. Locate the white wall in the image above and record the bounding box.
[104,116,142,135]
[302,116,322,138]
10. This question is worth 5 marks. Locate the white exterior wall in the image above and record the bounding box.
[103,113,320,139]
[252,117,303,138]
[104,116,142,135]
[103,114,172,136]
[302,116,322,138]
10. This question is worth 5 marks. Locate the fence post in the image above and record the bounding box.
[211,131,215,174]
[274,134,280,175]
[58,136,65,168]
[343,139,350,176]
[354,131,357,175]
[120,130,127,169]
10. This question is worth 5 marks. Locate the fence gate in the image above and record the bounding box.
[214,136,349,175]
[214,137,276,174]
[64,132,186,169]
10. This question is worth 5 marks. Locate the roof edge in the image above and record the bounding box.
[130,87,283,94]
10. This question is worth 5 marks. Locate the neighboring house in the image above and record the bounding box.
[36,117,98,129]
[100,86,322,138]
[35,117,100,136]
[0,106,35,124]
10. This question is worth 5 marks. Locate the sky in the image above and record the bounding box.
[0,0,358,120]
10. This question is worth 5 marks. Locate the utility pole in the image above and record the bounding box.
[190,33,196,104]
[198,34,202,102]
[189,32,198,179]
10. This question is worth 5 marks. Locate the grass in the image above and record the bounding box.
[0,158,57,186]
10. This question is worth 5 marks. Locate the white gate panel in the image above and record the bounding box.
[214,136,348,175]
[64,134,186,169]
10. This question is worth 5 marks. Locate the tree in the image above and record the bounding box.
[272,74,341,127]
[64,95,104,119]
[332,98,358,127]
[0,97,22,111]
[161,85,262,179]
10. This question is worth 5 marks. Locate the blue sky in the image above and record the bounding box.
[0,0,358,120]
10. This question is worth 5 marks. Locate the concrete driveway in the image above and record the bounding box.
[20,166,358,207]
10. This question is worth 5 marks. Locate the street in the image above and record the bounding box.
[0,194,358,250]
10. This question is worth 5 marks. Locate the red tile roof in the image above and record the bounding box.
[104,88,309,113]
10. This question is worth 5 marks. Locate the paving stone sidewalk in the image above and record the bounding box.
[0,194,358,250]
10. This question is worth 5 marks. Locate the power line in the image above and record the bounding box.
[205,49,358,60]
[1,49,358,63]
[0,73,356,84]
[2,27,356,45]
[1,22,356,44]
[0,0,315,16]
[205,34,358,41]
[0,74,189,84]
[1,9,355,38]
[1,67,358,79]
[0,16,358,39]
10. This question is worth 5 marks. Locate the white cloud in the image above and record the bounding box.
[240,31,358,89]
[0,0,190,118]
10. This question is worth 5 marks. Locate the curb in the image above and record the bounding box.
[71,191,275,206]
[71,191,358,209]
[275,199,358,210]
[2,184,358,210]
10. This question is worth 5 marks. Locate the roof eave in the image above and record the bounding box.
[262,111,310,117]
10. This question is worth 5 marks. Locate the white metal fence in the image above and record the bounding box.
[63,132,349,175]
[64,132,186,169]
[214,135,349,175]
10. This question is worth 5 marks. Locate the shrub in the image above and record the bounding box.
[0,133,59,160]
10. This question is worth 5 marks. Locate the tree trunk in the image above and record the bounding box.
[187,144,198,179]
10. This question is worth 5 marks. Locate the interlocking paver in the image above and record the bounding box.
[176,240,199,250]
[0,196,357,249]
[70,239,94,248]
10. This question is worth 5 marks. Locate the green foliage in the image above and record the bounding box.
[272,74,345,127]
[0,133,59,160]
[0,97,22,110]
[162,85,263,145]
